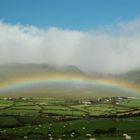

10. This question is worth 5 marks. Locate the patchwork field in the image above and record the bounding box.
[0,97,140,140]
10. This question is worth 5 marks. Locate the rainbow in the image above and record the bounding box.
[0,73,140,97]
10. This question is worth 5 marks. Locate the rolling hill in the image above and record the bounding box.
[0,64,140,98]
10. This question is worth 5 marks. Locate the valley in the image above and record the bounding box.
[0,97,140,140]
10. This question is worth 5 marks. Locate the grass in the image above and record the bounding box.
[0,97,140,139]
[1,119,140,139]
[0,97,140,116]
[120,98,140,108]
[0,116,20,127]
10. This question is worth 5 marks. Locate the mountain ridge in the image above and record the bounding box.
[0,63,140,85]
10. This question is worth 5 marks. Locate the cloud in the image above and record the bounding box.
[0,18,140,74]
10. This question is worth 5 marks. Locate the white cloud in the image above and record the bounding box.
[0,18,140,74]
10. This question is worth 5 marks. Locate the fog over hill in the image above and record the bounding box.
[0,63,140,85]
[0,63,82,73]
[117,70,140,85]
[0,63,140,98]
[0,63,83,82]
[1,18,140,74]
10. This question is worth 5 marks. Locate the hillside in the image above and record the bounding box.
[117,70,140,85]
[0,64,140,98]
[0,64,83,82]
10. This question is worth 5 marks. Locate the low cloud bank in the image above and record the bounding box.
[0,18,140,74]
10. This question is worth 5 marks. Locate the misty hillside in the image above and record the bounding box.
[118,70,140,85]
[59,65,82,73]
[0,63,82,73]
[0,64,140,98]
[0,64,83,82]
[0,63,140,85]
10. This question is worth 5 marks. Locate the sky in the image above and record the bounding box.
[0,0,140,29]
[0,0,140,74]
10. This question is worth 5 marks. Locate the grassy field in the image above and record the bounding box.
[1,97,139,116]
[0,118,140,140]
[0,97,140,140]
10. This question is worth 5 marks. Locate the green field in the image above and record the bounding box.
[0,97,140,140]
[1,97,139,116]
